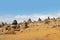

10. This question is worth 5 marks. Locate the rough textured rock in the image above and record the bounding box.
[12,20,17,25]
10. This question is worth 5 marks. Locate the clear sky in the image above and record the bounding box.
[0,0,60,23]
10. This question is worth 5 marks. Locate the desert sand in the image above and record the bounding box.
[0,18,60,40]
[0,28,60,40]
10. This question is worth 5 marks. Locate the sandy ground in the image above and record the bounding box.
[0,28,60,40]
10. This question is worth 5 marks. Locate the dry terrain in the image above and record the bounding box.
[0,28,60,40]
[0,18,60,40]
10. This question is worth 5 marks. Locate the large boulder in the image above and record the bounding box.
[28,18,32,23]
[0,21,4,28]
[12,20,18,25]
[38,18,42,22]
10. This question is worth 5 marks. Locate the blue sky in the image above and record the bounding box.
[0,0,60,23]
